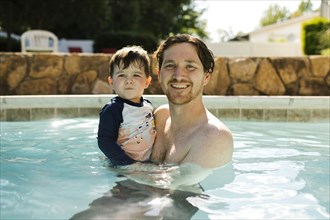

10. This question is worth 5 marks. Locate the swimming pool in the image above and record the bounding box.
[1,118,329,219]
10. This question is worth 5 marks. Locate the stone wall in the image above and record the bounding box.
[0,52,329,96]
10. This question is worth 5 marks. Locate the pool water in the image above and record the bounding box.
[1,118,329,219]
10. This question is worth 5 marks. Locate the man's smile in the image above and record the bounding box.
[170,83,190,89]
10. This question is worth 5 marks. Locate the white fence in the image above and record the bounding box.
[58,39,94,53]
[56,39,305,56]
[206,42,304,57]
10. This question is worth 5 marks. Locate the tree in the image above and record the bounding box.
[83,0,207,52]
[0,0,111,38]
[0,0,207,51]
[106,0,207,38]
[291,0,314,18]
[260,4,291,27]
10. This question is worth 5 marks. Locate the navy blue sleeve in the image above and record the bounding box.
[97,101,135,166]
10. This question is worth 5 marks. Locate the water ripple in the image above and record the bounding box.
[5,157,47,164]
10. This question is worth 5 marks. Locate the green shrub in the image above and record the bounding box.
[302,17,330,55]
[93,31,158,54]
[319,28,330,54]
[321,48,330,56]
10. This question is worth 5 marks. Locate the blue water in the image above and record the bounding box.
[0,118,329,219]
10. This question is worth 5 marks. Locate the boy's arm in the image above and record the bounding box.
[97,139,135,166]
[97,104,135,166]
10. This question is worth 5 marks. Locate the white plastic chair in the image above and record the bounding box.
[21,30,58,52]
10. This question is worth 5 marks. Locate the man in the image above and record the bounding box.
[151,34,233,169]
[112,34,233,189]
[70,35,234,219]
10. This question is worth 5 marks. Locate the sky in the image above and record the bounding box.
[194,0,322,42]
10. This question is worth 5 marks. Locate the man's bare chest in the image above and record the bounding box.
[163,131,195,163]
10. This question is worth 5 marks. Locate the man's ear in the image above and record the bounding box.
[108,76,113,85]
[145,76,152,88]
[157,69,161,82]
[203,73,211,86]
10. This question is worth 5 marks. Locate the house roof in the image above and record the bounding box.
[229,34,249,41]
[249,12,319,35]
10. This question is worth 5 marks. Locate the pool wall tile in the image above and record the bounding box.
[241,109,264,120]
[218,109,241,120]
[312,109,330,121]
[31,108,56,120]
[208,109,217,117]
[209,109,241,120]
[56,108,80,118]
[287,109,312,122]
[1,108,5,121]
[264,109,288,121]
[6,108,31,121]
[1,95,329,122]
[79,108,100,117]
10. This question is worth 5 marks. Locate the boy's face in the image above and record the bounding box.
[108,63,151,103]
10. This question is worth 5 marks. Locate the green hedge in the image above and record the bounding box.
[302,17,330,55]
[93,31,159,54]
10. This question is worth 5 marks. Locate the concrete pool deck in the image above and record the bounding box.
[0,95,329,122]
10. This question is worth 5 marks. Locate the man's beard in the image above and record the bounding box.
[163,82,204,105]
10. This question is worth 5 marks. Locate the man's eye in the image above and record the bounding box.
[186,65,196,71]
[164,63,175,69]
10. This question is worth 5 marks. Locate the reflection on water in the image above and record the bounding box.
[70,179,199,219]
[70,163,235,220]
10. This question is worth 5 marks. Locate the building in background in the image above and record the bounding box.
[206,13,320,57]
[321,0,330,19]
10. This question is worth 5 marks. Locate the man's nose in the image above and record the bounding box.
[173,67,186,80]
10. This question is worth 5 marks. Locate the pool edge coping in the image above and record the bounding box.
[1,95,329,109]
[1,95,329,122]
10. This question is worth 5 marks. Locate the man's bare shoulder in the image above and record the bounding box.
[202,114,233,150]
[155,104,169,111]
[208,113,232,136]
[184,112,233,168]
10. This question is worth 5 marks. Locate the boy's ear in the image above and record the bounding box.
[108,76,113,85]
[145,76,152,88]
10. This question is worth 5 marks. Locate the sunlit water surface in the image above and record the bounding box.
[1,118,329,219]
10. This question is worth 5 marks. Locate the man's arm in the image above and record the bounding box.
[114,162,212,193]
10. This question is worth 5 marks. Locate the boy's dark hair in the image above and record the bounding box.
[109,45,151,77]
[154,34,214,74]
